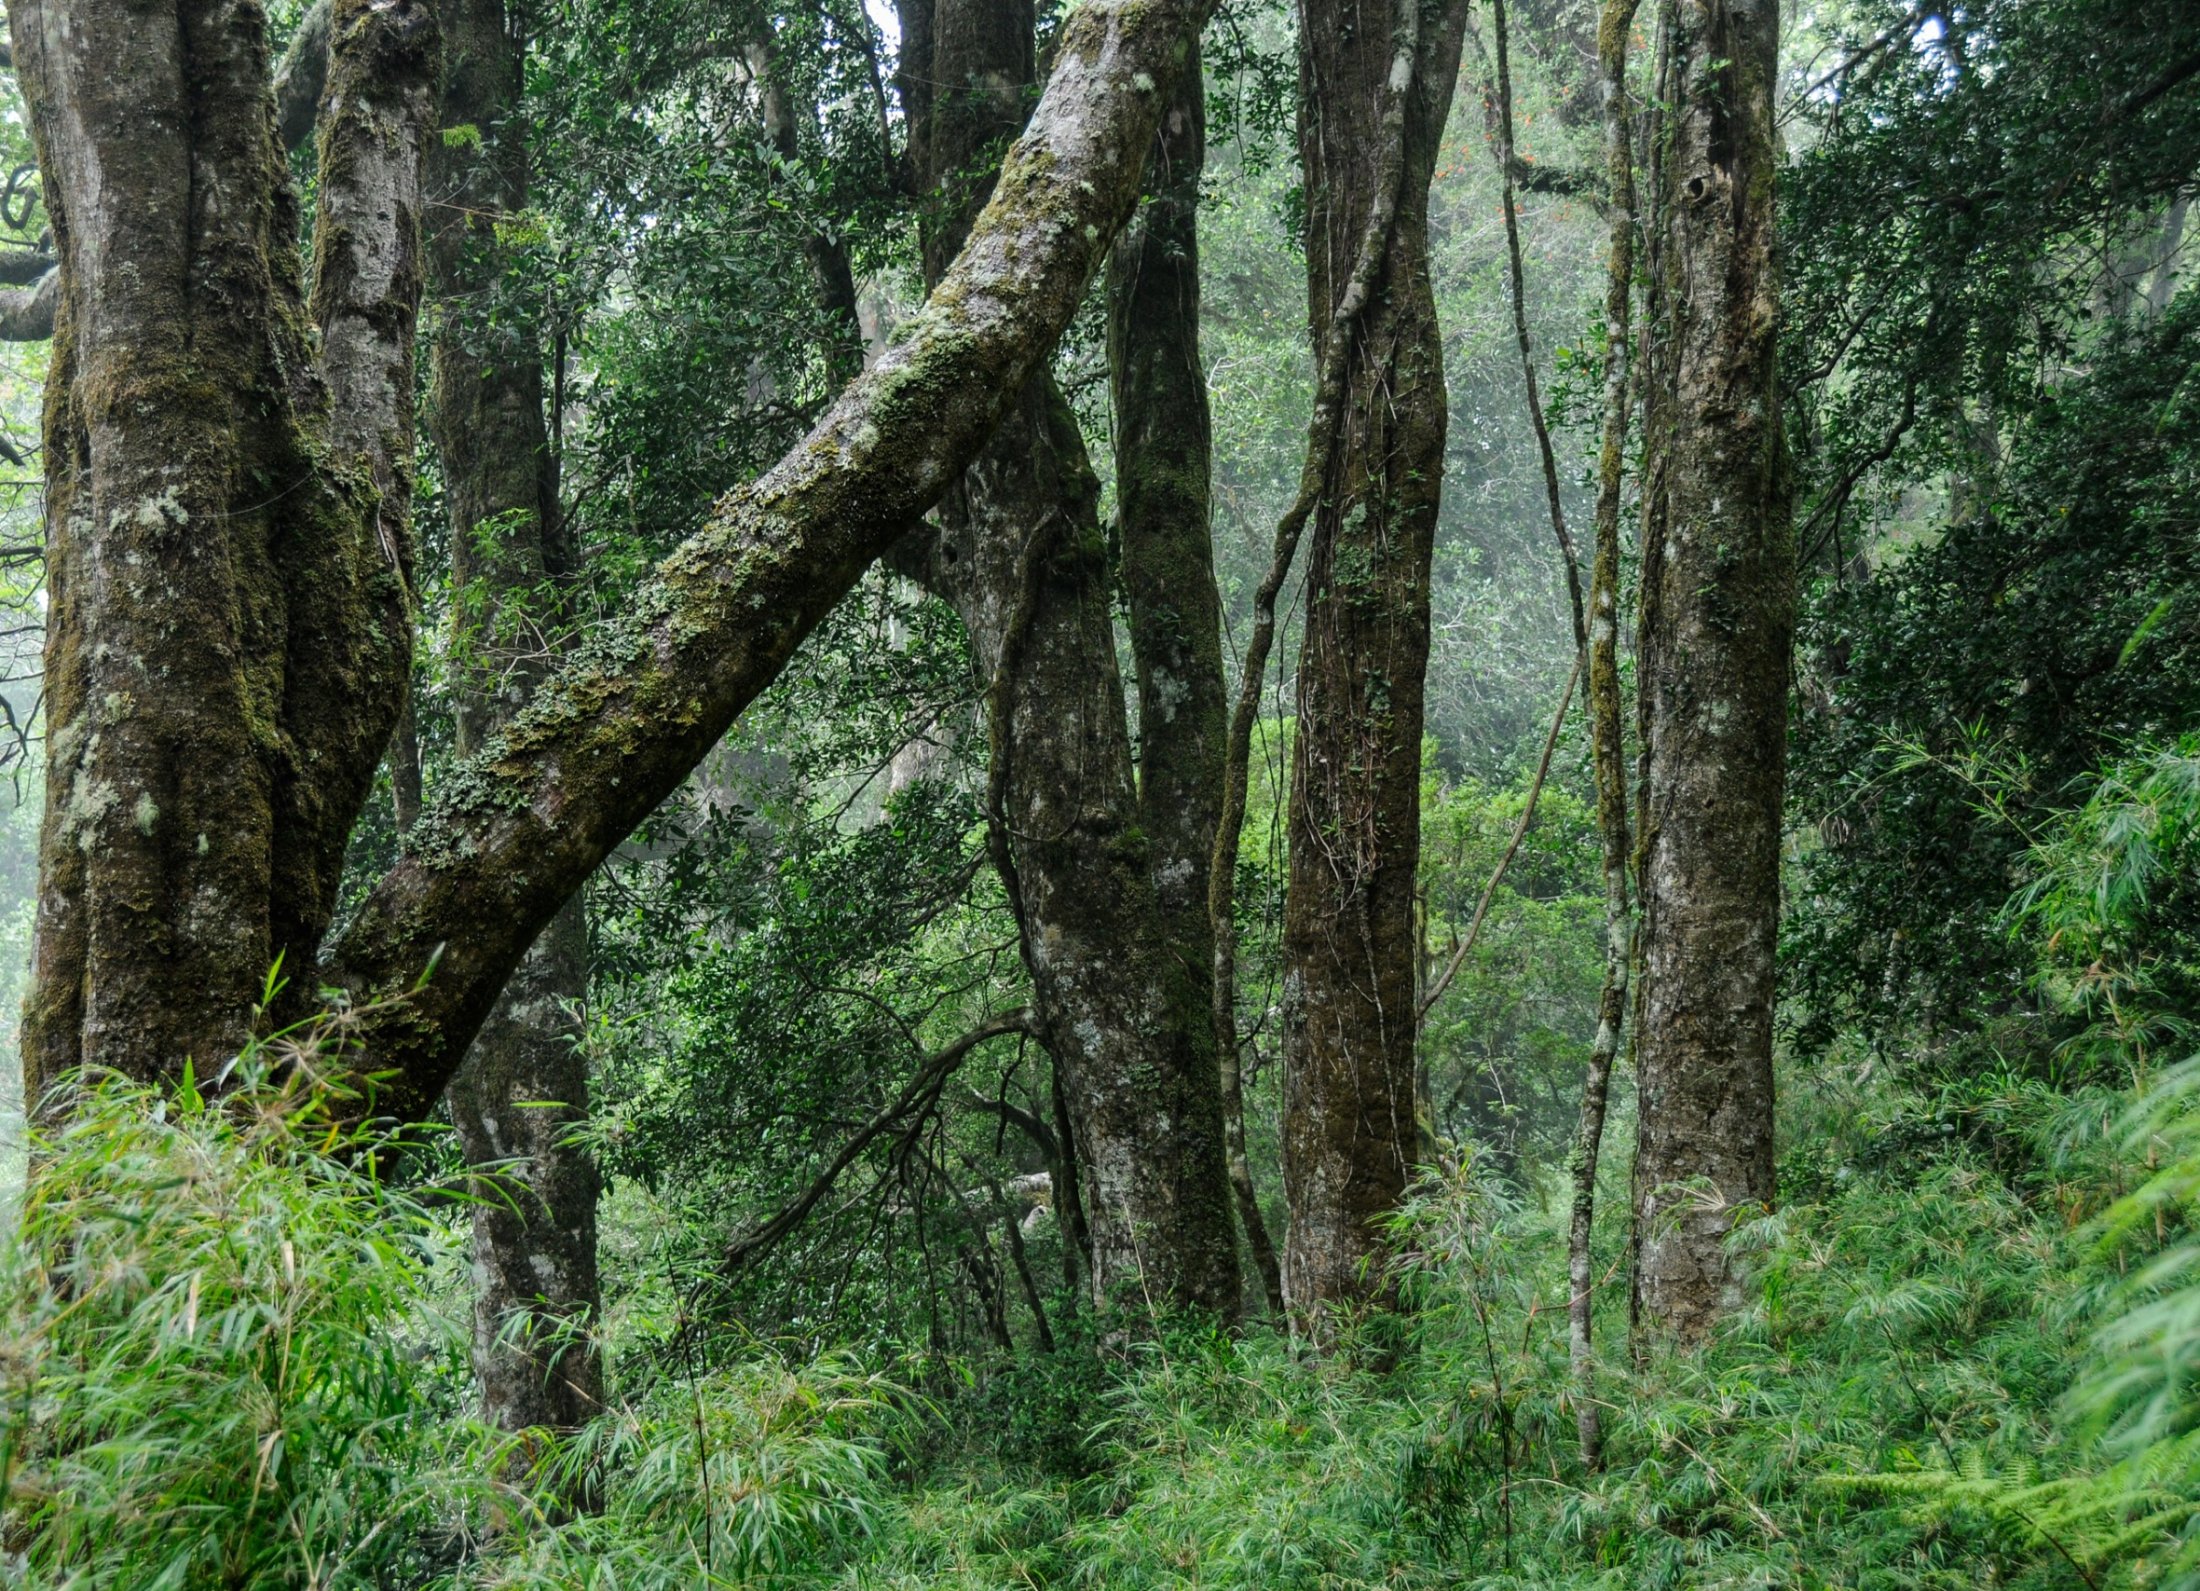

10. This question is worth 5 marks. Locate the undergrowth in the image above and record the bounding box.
[4,744,2197,1587]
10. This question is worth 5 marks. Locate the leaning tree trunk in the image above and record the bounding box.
[426,0,603,1436]
[896,0,1240,1316]
[15,0,435,1101]
[1628,0,1793,1346]
[1105,44,1279,1315]
[1279,0,1469,1320]
[327,0,1219,1134]
[13,0,1217,1132]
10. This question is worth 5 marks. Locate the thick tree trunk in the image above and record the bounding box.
[16,0,435,1101]
[1628,0,1793,1346]
[427,0,603,1435]
[1278,0,1468,1320]
[900,0,1240,1315]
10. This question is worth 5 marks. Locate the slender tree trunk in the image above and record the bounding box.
[16,0,436,1101]
[1628,0,1793,1346]
[898,0,1240,1316]
[1569,0,1641,1470]
[426,0,603,1436]
[1106,46,1277,1316]
[751,27,865,385]
[1278,0,1469,1321]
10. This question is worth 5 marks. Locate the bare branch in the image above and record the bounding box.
[1419,652,1580,1020]
[721,1010,1036,1273]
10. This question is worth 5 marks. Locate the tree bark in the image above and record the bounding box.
[426,0,603,1436]
[1628,0,1793,1346]
[1107,45,1277,1315]
[16,0,436,1101]
[327,0,1218,1180]
[1278,0,1469,1321]
[1569,0,1640,1469]
[898,0,1240,1316]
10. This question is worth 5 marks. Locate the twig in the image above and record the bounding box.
[719,1010,1036,1273]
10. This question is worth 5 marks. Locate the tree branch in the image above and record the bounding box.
[721,1010,1035,1273]
[961,1084,1058,1160]
[1419,652,1580,1021]
[0,267,55,342]
[0,249,54,286]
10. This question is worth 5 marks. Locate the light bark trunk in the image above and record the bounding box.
[1279,0,1469,1320]
[1628,0,1793,1346]
[1568,0,1640,1468]
[1107,46,1278,1315]
[16,0,436,1100]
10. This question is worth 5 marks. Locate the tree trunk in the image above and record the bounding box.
[1629,0,1793,1346]
[751,27,865,385]
[1106,44,1276,1315]
[16,0,436,1101]
[1569,0,1640,1470]
[427,0,603,1436]
[898,0,1240,1316]
[1279,0,1468,1320]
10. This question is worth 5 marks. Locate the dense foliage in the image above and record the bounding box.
[0,0,2196,1584]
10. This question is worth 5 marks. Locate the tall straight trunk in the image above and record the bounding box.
[1629,0,1793,1346]
[899,0,1240,1315]
[15,0,436,1099]
[1106,46,1279,1316]
[427,0,603,1434]
[1569,0,1640,1469]
[1280,0,1468,1318]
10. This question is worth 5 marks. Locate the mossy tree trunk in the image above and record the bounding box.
[897,0,1240,1316]
[1628,0,1793,1346]
[15,0,437,1101]
[1279,0,1468,1321]
[426,0,603,1437]
[1570,0,1641,1469]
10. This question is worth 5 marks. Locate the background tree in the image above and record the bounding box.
[893,0,1241,1316]
[426,0,604,1435]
